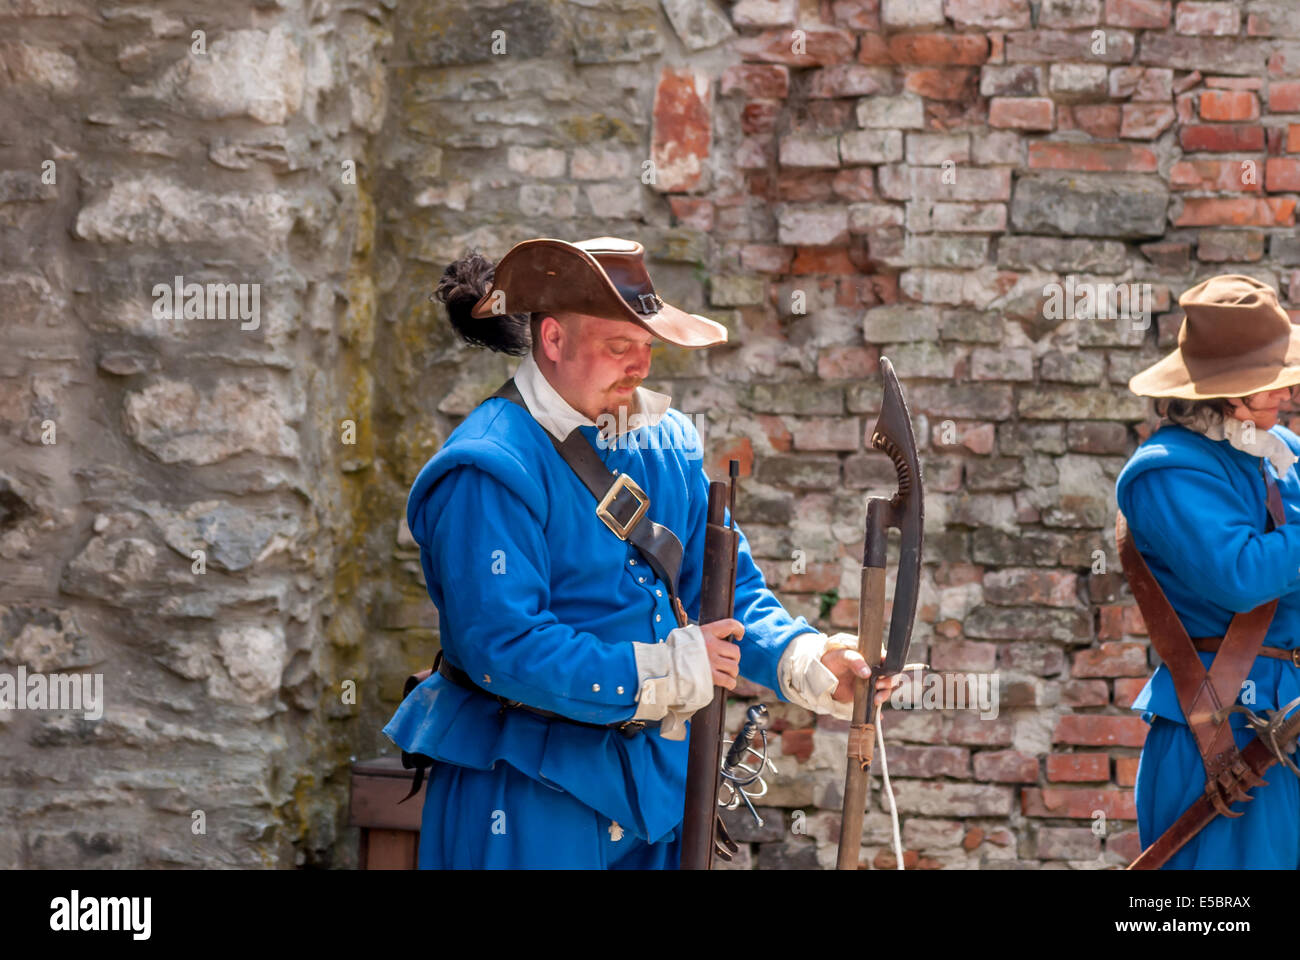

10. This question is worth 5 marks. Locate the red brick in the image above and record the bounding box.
[1122,606,1147,636]
[1206,76,1263,90]
[1038,826,1101,859]
[1109,828,1142,861]
[989,97,1054,130]
[1120,103,1175,138]
[1021,787,1137,819]
[818,345,879,380]
[739,243,791,272]
[948,713,1015,746]
[1113,677,1147,708]
[1028,141,1157,172]
[904,68,979,101]
[1116,755,1140,786]
[734,29,857,67]
[668,197,714,231]
[1270,81,1300,113]
[1071,104,1122,138]
[1176,2,1241,36]
[1054,714,1149,747]
[781,727,814,762]
[857,32,892,66]
[808,65,888,99]
[1176,89,1197,123]
[886,745,972,779]
[757,414,792,452]
[888,33,990,65]
[1072,641,1148,678]
[1175,196,1296,227]
[1098,605,1124,640]
[1267,157,1300,191]
[1104,0,1171,29]
[1291,124,1300,152]
[1271,49,1300,79]
[791,247,862,274]
[1061,680,1110,708]
[1170,158,1263,191]
[1047,752,1110,782]
[983,568,1079,607]
[831,0,879,30]
[974,750,1039,783]
[708,435,754,478]
[742,100,780,135]
[783,560,843,591]
[947,0,1032,29]
[651,68,712,193]
[929,639,998,672]
[935,563,984,587]
[963,827,983,850]
[1179,123,1267,151]
[831,167,876,202]
[1200,90,1260,122]
[720,64,790,100]
[830,596,859,629]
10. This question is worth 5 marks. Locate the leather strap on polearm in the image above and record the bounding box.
[1119,464,1288,867]
[491,378,687,617]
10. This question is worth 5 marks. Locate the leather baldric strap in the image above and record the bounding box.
[491,378,688,621]
[1116,464,1286,794]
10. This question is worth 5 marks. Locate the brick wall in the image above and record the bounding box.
[387,0,1300,870]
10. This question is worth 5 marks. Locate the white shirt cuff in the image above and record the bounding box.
[631,624,714,741]
[777,631,857,721]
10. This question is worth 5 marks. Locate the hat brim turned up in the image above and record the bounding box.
[467,237,728,349]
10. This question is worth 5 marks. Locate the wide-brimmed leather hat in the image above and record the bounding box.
[468,236,727,348]
[1129,274,1300,399]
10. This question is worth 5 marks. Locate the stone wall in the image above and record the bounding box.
[1,0,394,867]
[4,0,1299,868]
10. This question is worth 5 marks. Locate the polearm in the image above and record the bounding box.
[837,357,924,871]
[1129,700,1300,869]
[680,460,741,869]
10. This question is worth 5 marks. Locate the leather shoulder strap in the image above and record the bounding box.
[488,378,686,603]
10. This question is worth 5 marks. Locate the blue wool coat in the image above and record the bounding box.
[383,394,821,865]
[1115,423,1300,869]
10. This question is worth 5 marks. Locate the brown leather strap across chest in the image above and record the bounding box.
[1116,464,1287,800]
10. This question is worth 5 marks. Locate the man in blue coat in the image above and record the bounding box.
[1117,274,1300,869]
[384,237,897,869]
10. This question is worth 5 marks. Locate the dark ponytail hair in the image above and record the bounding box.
[433,250,532,356]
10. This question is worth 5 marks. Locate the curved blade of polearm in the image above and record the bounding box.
[836,355,924,870]
[872,355,924,674]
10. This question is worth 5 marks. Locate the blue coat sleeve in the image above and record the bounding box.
[417,464,641,724]
[674,417,821,698]
[1124,465,1300,613]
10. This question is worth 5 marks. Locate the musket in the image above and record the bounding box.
[1128,697,1300,869]
[837,356,924,870]
[680,460,742,869]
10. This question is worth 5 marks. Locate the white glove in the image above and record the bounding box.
[630,624,714,741]
[778,631,859,721]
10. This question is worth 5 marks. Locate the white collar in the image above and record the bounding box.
[1185,410,1298,477]
[512,352,671,440]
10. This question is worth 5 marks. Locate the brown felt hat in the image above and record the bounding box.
[1129,274,1300,399]
[468,236,728,348]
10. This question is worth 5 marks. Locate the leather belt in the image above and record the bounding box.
[1191,637,1300,667]
[435,652,659,738]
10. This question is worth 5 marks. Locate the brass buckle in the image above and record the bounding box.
[1292,648,1300,668]
[617,720,646,738]
[595,473,649,541]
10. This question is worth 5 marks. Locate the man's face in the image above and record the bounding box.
[535,311,656,422]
